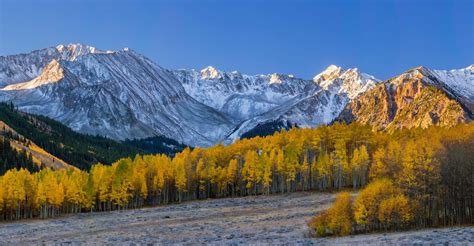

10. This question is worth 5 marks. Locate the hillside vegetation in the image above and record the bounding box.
[0,120,75,171]
[0,122,472,230]
[0,135,38,175]
[0,103,145,170]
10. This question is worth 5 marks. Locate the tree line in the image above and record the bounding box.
[0,122,472,227]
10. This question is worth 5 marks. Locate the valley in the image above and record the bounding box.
[0,192,471,245]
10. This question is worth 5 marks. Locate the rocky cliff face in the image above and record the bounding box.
[338,66,472,131]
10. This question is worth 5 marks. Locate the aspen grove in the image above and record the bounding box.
[0,122,472,234]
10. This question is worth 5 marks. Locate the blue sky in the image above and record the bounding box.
[0,0,472,80]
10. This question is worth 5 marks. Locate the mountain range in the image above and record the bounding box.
[0,44,472,147]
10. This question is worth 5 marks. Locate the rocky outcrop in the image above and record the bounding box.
[338,67,471,131]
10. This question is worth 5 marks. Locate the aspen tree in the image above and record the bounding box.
[226,159,238,196]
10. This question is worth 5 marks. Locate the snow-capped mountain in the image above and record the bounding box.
[173,67,318,121]
[338,65,474,131]
[1,43,470,147]
[0,44,113,87]
[431,65,474,113]
[173,64,380,143]
[0,44,235,147]
[0,44,381,146]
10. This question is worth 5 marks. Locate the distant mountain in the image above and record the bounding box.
[0,44,112,87]
[0,44,380,146]
[0,43,471,147]
[338,66,474,130]
[174,64,379,144]
[0,44,234,147]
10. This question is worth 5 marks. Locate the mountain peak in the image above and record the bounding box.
[269,73,284,84]
[412,65,429,71]
[399,66,435,81]
[325,64,342,73]
[56,43,96,53]
[55,43,113,61]
[311,65,380,99]
[200,66,223,80]
[313,65,344,83]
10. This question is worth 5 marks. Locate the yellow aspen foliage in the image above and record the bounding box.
[368,148,386,180]
[351,145,370,188]
[3,170,26,214]
[261,153,272,193]
[152,155,168,193]
[64,170,86,209]
[333,139,348,188]
[301,154,309,175]
[353,179,401,229]
[52,181,65,208]
[369,141,402,180]
[284,142,299,186]
[276,148,285,177]
[173,154,187,193]
[242,150,260,193]
[215,166,227,195]
[316,151,329,177]
[91,164,112,207]
[0,121,472,227]
[377,194,413,228]
[308,192,352,237]
[226,159,238,184]
[110,159,133,207]
[400,140,441,195]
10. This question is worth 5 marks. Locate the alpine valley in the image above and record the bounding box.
[0,44,473,148]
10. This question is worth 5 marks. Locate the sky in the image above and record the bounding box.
[0,0,472,80]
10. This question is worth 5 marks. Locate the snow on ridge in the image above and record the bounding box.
[0,44,385,147]
[173,63,381,145]
[2,59,64,91]
[55,43,115,61]
[432,65,474,100]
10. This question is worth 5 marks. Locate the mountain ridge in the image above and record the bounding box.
[0,43,472,146]
[338,66,473,130]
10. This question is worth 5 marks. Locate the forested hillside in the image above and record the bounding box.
[0,122,472,227]
[0,136,38,175]
[0,103,186,170]
[123,136,186,155]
